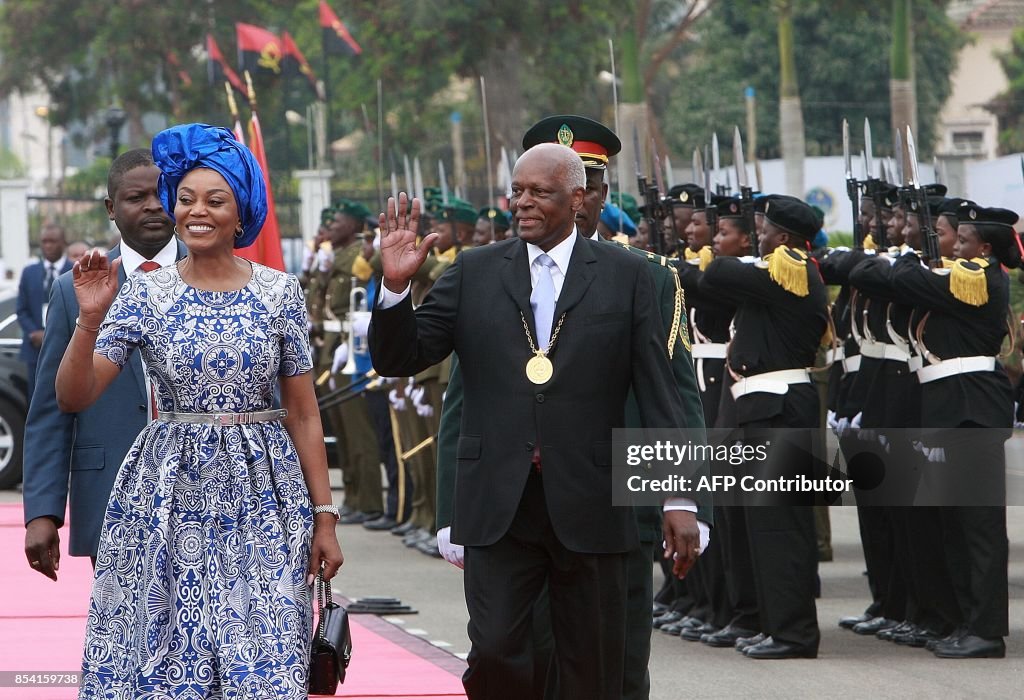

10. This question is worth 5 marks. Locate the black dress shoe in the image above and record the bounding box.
[681,622,718,641]
[838,612,873,630]
[653,611,684,629]
[403,528,431,546]
[743,636,817,659]
[339,504,353,517]
[416,536,443,558]
[926,626,966,652]
[652,602,668,618]
[340,510,382,525]
[363,515,398,531]
[877,621,914,642]
[852,617,897,635]
[660,621,687,636]
[932,635,1005,659]
[895,626,944,648]
[703,625,759,647]
[735,632,766,652]
[391,520,418,536]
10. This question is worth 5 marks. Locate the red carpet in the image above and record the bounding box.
[0,504,466,699]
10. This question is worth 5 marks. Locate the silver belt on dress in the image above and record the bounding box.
[156,409,288,426]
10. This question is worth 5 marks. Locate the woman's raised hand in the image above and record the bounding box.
[72,248,121,323]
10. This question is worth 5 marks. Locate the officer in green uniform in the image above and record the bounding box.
[475,206,512,246]
[435,115,710,700]
[322,199,384,523]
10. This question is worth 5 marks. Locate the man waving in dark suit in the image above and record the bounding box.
[370,143,694,699]
[23,149,186,577]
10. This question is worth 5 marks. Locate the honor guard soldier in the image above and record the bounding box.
[322,199,384,523]
[700,195,829,659]
[475,206,512,246]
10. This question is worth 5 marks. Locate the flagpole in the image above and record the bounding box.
[321,24,331,146]
[480,76,494,210]
[376,80,385,211]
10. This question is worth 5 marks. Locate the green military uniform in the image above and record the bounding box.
[321,213,383,518]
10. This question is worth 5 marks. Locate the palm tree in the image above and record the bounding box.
[890,0,917,160]
[777,0,805,197]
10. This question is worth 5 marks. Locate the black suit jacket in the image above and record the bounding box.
[370,235,686,554]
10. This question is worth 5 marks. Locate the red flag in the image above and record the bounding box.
[319,1,362,56]
[236,22,283,76]
[207,34,247,98]
[281,31,322,99]
[236,111,285,271]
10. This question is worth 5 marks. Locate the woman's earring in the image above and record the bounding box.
[235,222,243,238]
[173,226,179,235]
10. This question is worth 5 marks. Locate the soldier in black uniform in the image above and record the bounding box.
[700,196,828,659]
[888,202,1017,659]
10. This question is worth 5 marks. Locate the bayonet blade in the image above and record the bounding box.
[692,148,701,183]
[755,160,764,192]
[864,118,874,180]
[665,154,675,189]
[390,171,399,202]
[860,149,867,181]
[712,132,721,183]
[703,144,712,198]
[905,126,921,188]
[413,157,425,202]
[895,128,907,186]
[403,154,413,196]
[632,125,643,179]
[932,156,942,186]
[439,160,449,205]
[842,119,852,179]
[733,125,748,188]
[651,137,666,194]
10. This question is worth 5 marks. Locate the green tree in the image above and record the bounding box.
[658,1,961,168]
[986,25,1024,155]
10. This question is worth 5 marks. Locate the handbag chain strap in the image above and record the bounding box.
[316,564,333,643]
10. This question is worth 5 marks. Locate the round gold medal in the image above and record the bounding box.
[525,353,554,385]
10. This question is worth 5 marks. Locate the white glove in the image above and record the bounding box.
[352,314,371,338]
[436,526,464,569]
[851,412,863,430]
[388,388,407,411]
[317,247,334,273]
[302,246,316,272]
[827,410,838,431]
[332,342,349,375]
[927,447,946,463]
[835,416,851,438]
[404,381,415,398]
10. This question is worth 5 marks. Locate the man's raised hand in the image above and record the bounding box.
[378,193,438,293]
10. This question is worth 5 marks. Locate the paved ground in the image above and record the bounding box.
[6,477,1022,697]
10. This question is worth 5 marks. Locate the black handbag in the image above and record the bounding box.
[308,567,352,695]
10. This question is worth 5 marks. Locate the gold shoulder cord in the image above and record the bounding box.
[669,267,690,357]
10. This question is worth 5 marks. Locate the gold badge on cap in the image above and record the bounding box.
[969,209,977,220]
[488,209,497,218]
[681,192,689,203]
[558,124,574,147]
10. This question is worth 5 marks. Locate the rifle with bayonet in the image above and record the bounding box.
[905,126,941,265]
[634,127,664,255]
[652,138,678,253]
[842,119,863,248]
[733,126,756,254]
[863,119,889,249]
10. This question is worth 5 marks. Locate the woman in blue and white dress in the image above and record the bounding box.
[56,123,344,699]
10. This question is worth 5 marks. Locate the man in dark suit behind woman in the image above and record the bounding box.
[23,148,185,576]
[17,222,72,399]
[370,143,698,699]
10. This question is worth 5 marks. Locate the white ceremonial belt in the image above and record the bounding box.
[825,347,845,364]
[908,356,923,372]
[843,355,861,373]
[731,369,811,399]
[322,320,343,333]
[858,339,910,363]
[157,409,288,426]
[916,356,996,384]
[690,343,728,360]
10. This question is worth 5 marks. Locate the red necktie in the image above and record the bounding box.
[139,261,161,418]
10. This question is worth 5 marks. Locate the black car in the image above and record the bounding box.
[0,290,28,488]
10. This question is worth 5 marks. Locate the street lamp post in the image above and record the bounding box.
[105,106,126,160]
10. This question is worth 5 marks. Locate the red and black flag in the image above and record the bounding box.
[206,34,246,98]
[319,1,362,56]
[281,31,322,99]
[236,22,283,76]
